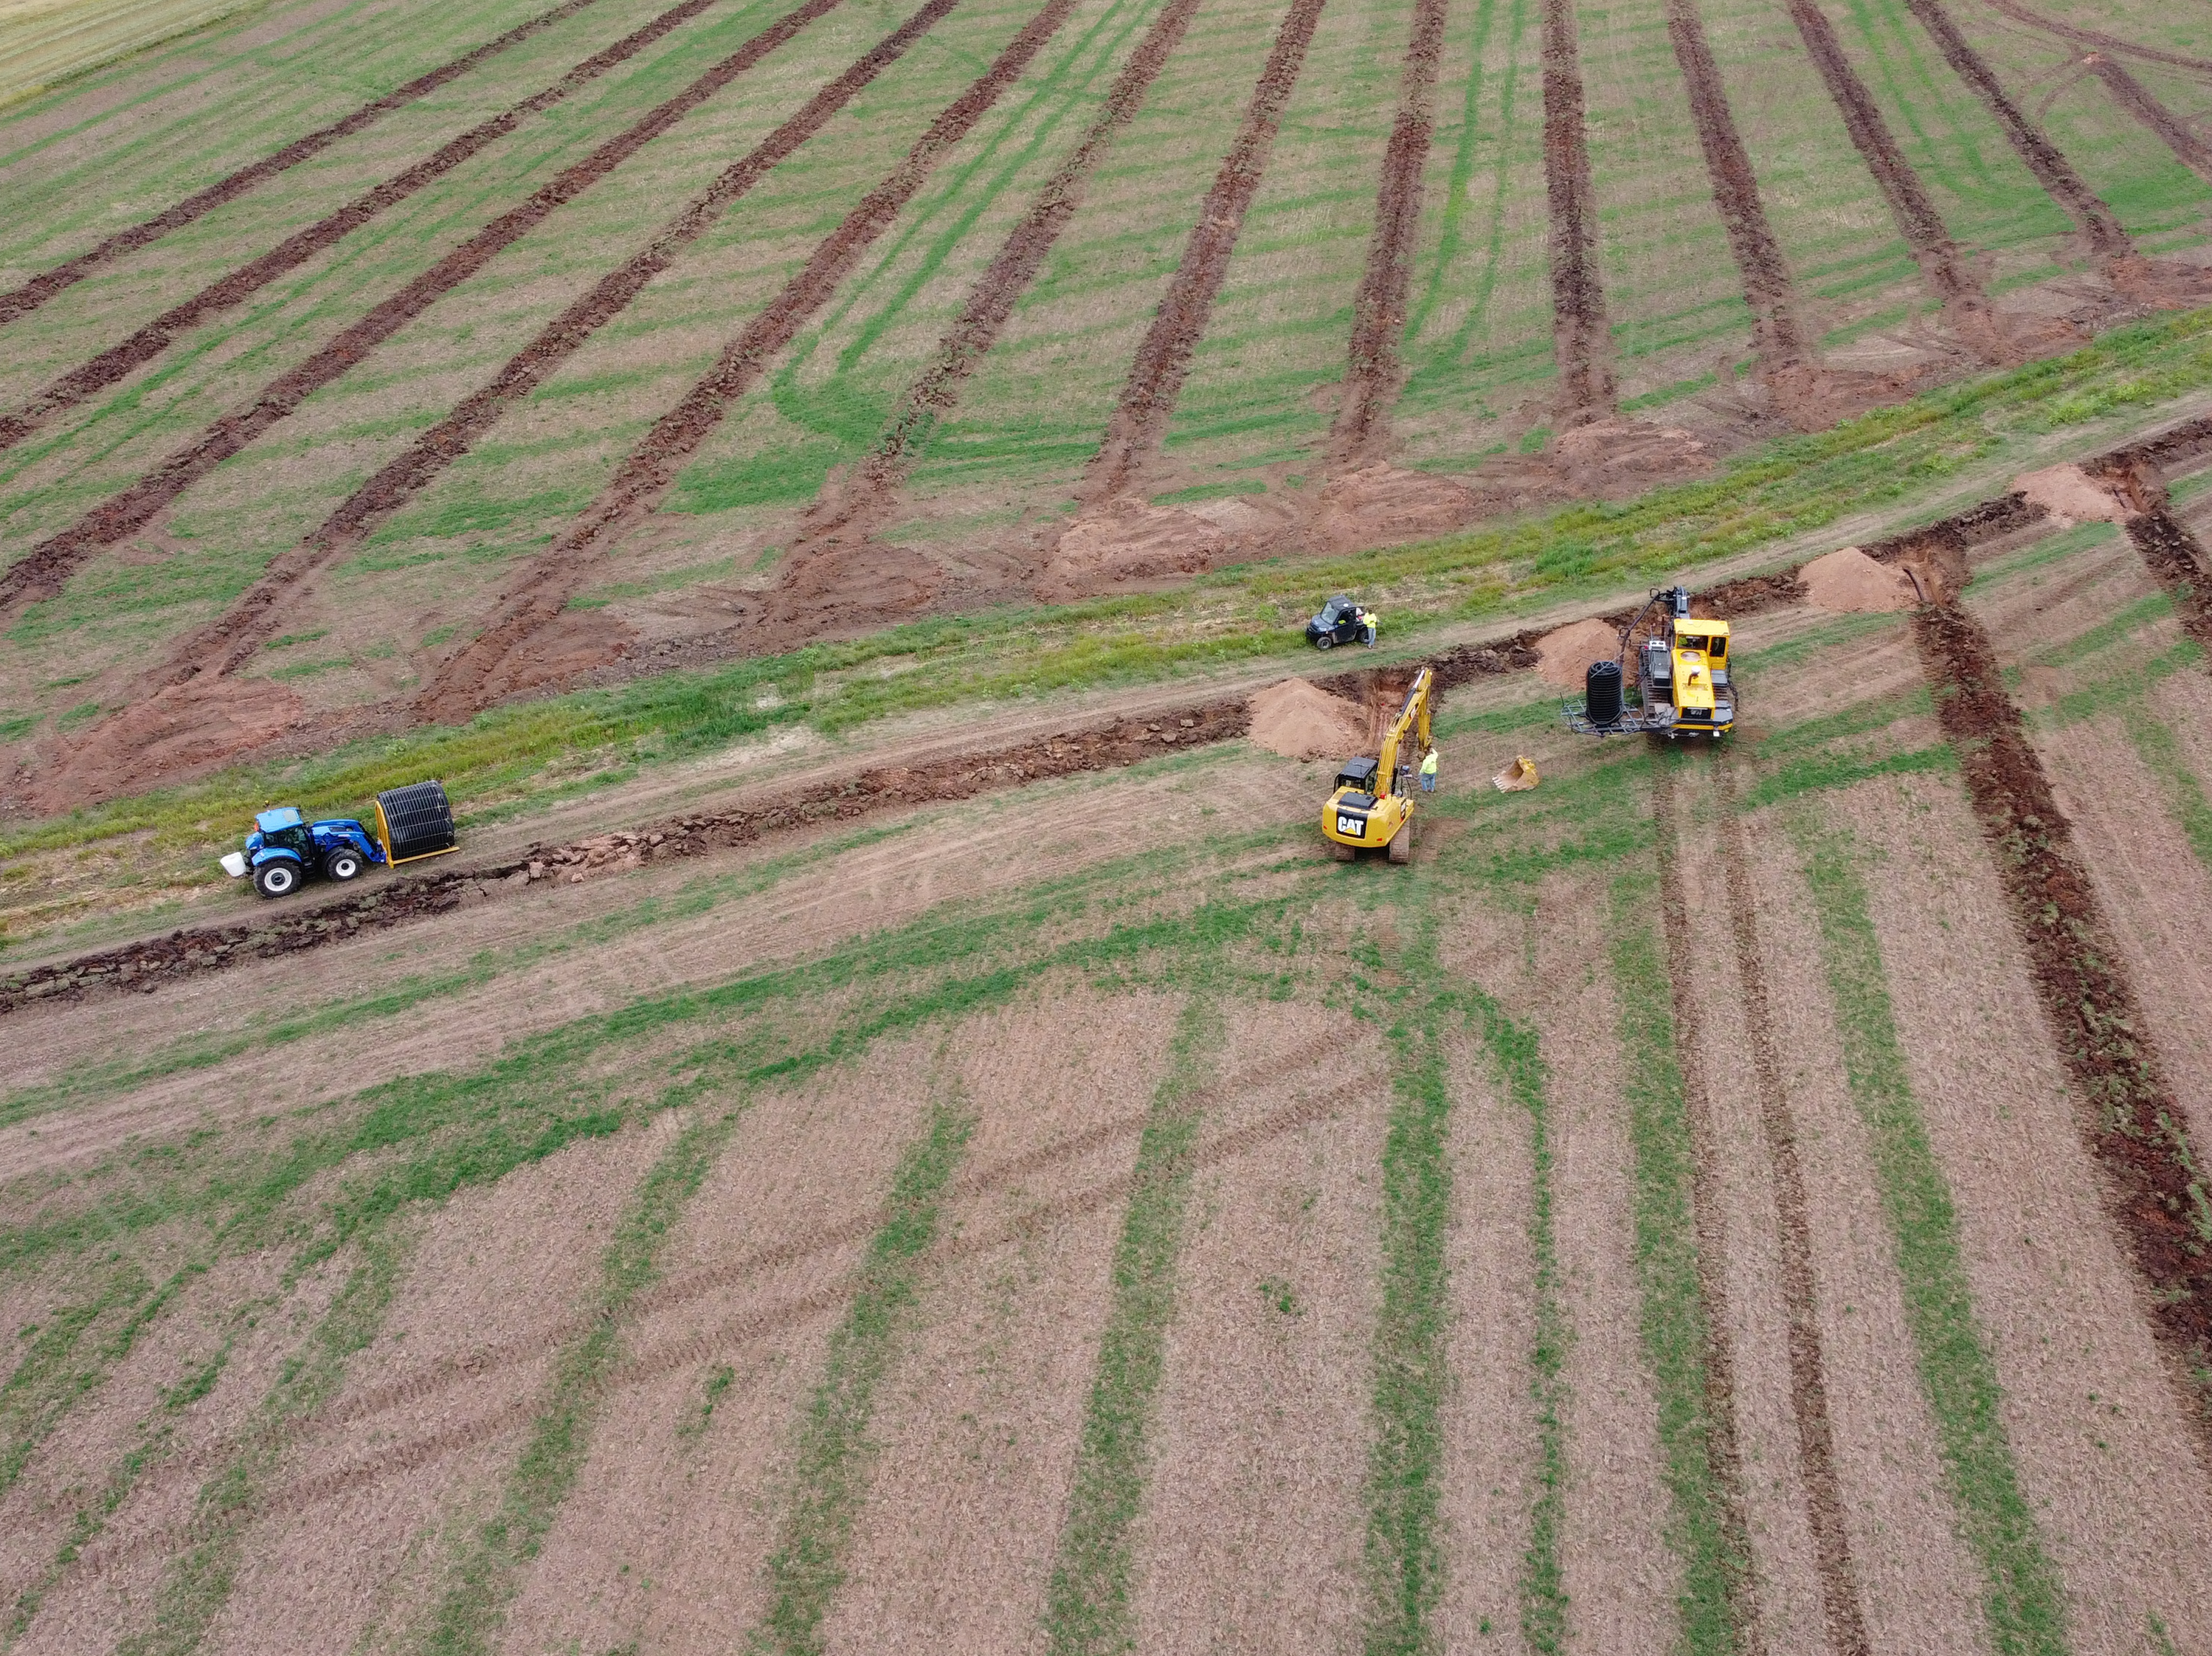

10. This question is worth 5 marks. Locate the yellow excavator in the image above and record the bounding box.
[1322,666,1433,863]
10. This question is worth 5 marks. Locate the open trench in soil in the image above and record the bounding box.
[1907,595,2212,1453]
[421,0,1092,716]
[1538,0,1611,422]
[0,0,618,329]
[0,0,865,621]
[0,0,758,455]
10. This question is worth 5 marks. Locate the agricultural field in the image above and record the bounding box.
[6,0,2212,1650]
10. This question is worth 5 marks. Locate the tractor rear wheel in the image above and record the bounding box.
[325,849,364,882]
[253,861,300,899]
[1387,821,1411,864]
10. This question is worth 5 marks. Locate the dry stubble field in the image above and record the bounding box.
[7,0,2212,1650]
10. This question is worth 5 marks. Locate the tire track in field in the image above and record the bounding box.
[1966,0,2212,77]
[0,0,762,455]
[1538,0,1613,423]
[1664,0,1833,432]
[2078,55,2212,187]
[1651,759,1772,1656]
[1327,0,1448,464]
[1780,0,2020,366]
[67,1060,1349,1581]
[1712,753,1873,1656]
[0,0,618,331]
[778,0,1206,562]
[1903,590,2212,1459]
[131,0,962,693]
[1079,0,1330,500]
[1897,0,2171,298]
[415,0,1090,718]
[0,0,856,621]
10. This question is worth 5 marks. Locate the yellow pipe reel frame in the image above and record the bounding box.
[374,798,461,867]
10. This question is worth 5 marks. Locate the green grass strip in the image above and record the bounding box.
[1607,869,1752,1656]
[1361,920,1454,1655]
[120,1224,407,1656]
[1042,993,1218,1655]
[750,1089,975,1654]
[2122,708,2212,877]
[1790,821,2067,1656]
[422,1103,753,1655]
[1459,976,1569,1654]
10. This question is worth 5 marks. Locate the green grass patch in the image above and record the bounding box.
[1043,993,1218,1655]
[2124,710,2212,876]
[1607,866,1752,1656]
[1790,820,2067,1656]
[752,1089,974,1654]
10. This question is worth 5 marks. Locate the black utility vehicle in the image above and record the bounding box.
[1305,593,1367,649]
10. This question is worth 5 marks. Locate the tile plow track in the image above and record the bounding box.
[1778,0,2016,366]
[0,0,764,456]
[1326,0,1448,466]
[0,0,857,621]
[1538,0,1612,423]
[415,0,1092,718]
[1662,0,1828,432]
[2077,55,2212,187]
[1076,0,1330,501]
[1964,0,2212,77]
[131,0,978,697]
[774,0,1208,565]
[0,0,618,331]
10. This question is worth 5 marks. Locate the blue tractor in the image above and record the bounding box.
[218,782,457,900]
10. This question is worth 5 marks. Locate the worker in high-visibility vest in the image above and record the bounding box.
[1420,748,1439,793]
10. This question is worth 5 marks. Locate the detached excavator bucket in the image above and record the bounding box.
[1493,755,1539,793]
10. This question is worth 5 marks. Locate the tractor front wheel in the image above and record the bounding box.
[1314,633,1334,650]
[325,849,364,882]
[253,860,300,899]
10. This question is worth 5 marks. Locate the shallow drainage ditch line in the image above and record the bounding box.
[1710,753,1873,1656]
[1784,813,2070,1656]
[0,0,788,456]
[0,0,621,332]
[1642,765,1766,1656]
[422,0,1093,714]
[1906,596,2212,1460]
[0,0,864,621]
[1538,0,1614,423]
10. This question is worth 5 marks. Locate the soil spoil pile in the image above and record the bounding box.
[1533,617,1622,687]
[1248,679,1370,761]
[1800,545,1915,612]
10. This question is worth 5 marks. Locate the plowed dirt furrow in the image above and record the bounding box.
[1908,597,2212,1455]
[1651,761,1771,1656]
[1780,0,2011,365]
[0,0,754,456]
[2116,505,2212,656]
[1080,0,1330,499]
[2082,55,2212,187]
[1663,0,1821,429]
[68,1077,1341,1581]
[1539,0,1613,422]
[1712,756,1872,1656]
[0,0,616,332]
[0,0,857,621]
[416,0,1089,714]
[1898,0,2146,286]
[1328,0,1448,465]
[783,0,1206,559]
[140,0,963,689]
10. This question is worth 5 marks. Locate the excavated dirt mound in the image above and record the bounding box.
[474,608,641,703]
[1533,617,1623,688]
[1034,498,1226,598]
[33,677,305,810]
[2011,462,2136,525]
[1310,463,1482,549]
[1246,678,1369,762]
[1800,545,1915,612]
[1549,418,1715,498]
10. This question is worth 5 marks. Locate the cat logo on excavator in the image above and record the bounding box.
[1322,666,1433,863]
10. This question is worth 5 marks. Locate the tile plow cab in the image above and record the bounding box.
[217,781,458,899]
[1563,586,1735,739]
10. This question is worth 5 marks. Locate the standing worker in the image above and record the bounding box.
[1420,747,1439,792]
[1362,606,1379,647]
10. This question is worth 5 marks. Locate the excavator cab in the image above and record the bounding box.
[1322,669,1433,863]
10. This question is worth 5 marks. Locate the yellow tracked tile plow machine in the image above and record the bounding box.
[1563,586,1735,738]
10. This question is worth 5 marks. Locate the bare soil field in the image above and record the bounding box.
[9,0,2212,1648]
